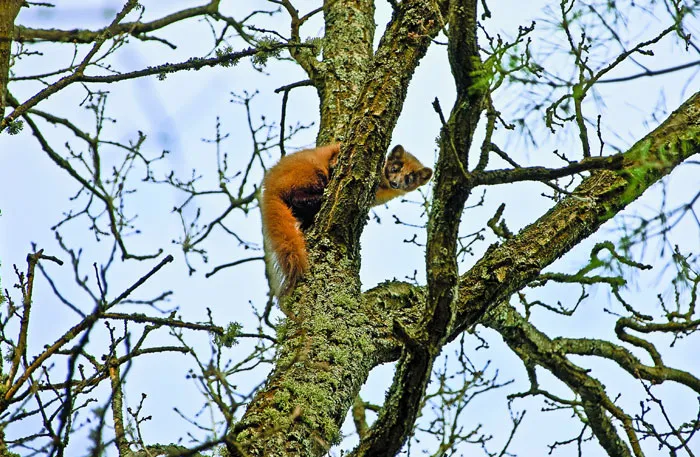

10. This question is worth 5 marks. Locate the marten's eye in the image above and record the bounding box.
[405,174,414,185]
[390,164,402,173]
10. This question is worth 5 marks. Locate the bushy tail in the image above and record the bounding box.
[261,194,308,296]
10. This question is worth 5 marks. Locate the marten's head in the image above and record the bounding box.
[383,145,433,192]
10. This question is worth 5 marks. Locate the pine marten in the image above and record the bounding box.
[261,143,432,296]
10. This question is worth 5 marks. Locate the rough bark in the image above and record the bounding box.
[4,1,697,455]
[349,1,484,455]
[0,0,22,118]
[316,0,375,144]
[226,3,700,452]
[449,90,700,337]
[227,2,445,456]
[354,90,699,456]
[312,0,446,258]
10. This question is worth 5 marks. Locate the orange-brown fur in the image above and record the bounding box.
[261,143,432,296]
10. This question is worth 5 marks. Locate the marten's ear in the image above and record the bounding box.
[388,145,406,160]
[417,167,433,184]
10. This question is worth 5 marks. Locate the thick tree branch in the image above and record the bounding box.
[313,0,446,258]
[356,89,698,454]
[227,2,445,456]
[350,0,484,455]
[471,154,624,186]
[450,90,700,339]
[315,0,375,144]
[0,0,22,117]
[554,336,700,393]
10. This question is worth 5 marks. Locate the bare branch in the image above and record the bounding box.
[13,0,221,44]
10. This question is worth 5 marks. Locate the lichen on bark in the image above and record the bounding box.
[0,0,23,118]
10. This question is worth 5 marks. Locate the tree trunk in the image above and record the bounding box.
[0,0,22,118]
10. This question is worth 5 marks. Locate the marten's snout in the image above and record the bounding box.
[390,181,399,189]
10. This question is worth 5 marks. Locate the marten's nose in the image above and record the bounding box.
[390,181,399,189]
